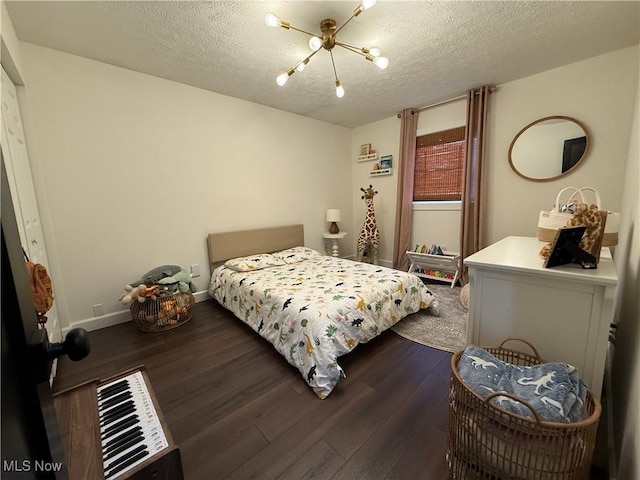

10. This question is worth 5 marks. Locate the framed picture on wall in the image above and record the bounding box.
[359,144,371,156]
[380,155,393,169]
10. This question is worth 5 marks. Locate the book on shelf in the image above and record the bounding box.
[414,244,445,255]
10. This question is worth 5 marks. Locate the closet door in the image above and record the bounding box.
[1,67,62,349]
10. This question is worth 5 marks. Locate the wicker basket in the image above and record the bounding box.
[130,291,194,332]
[447,338,601,480]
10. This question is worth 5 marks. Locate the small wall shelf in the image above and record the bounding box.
[357,153,379,162]
[370,168,392,176]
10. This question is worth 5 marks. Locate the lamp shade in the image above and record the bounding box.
[326,209,341,234]
[326,209,341,222]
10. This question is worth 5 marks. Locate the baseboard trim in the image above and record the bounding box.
[62,290,212,335]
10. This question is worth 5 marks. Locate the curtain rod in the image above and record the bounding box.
[397,86,496,117]
[416,94,467,113]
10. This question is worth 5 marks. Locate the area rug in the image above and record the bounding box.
[392,283,468,353]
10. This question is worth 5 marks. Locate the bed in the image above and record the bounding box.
[207,224,438,398]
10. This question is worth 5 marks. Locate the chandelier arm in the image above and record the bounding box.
[286,24,321,37]
[335,43,368,58]
[329,50,339,81]
[335,40,361,51]
[300,47,322,66]
[286,47,323,72]
[333,13,358,37]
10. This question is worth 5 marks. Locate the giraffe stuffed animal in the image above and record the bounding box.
[357,185,380,264]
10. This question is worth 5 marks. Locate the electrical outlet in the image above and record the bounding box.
[92,303,104,317]
[190,264,200,278]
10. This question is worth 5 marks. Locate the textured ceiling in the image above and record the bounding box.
[5,1,640,128]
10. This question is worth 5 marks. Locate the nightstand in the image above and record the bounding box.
[322,232,348,257]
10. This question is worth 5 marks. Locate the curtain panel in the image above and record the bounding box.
[392,108,419,271]
[459,85,493,284]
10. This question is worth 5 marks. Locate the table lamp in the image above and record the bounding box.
[326,209,341,234]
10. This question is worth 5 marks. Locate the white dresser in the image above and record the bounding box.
[464,236,618,399]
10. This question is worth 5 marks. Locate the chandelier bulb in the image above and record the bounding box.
[264,13,281,27]
[309,37,323,52]
[368,47,381,57]
[276,72,290,86]
[361,0,377,10]
[373,56,389,70]
[296,61,307,72]
[335,80,345,98]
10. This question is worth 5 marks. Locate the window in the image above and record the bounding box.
[413,126,465,202]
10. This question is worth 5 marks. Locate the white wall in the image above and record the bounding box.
[17,43,352,330]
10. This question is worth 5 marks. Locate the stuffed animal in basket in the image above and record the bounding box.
[119,284,147,305]
[140,265,182,284]
[120,265,195,304]
[156,268,197,294]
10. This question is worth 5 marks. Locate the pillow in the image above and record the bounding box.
[273,246,323,264]
[224,254,286,272]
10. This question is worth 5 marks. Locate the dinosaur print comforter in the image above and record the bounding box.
[209,254,437,398]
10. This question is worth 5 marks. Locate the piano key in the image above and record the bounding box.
[99,391,132,410]
[101,411,135,431]
[103,426,143,455]
[100,396,135,417]
[103,432,144,462]
[100,396,134,414]
[103,426,140,454]
[101,414,138,440]
[105,448,149,479]
[97,382,129,401]
[100,401,135,426]
[104,443,147,476]
[103,425,143,450]
[97,379,129,398]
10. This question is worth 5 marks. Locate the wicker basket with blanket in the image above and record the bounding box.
[447,338,600,480]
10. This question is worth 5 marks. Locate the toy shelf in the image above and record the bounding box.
[406,251,461,287]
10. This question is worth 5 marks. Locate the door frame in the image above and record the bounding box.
[1,153,67,478]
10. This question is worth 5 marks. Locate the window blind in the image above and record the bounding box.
[414,126,466,201]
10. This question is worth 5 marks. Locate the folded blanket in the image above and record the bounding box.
[457,345,587,423]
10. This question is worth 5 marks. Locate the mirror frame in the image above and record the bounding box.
[508,115,590,182]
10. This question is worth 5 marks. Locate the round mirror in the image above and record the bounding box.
[509,116,590,181]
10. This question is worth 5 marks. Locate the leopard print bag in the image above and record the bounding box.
[540,203,607,261]
[23,249,54,324]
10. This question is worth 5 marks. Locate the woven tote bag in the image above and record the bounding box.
[537,187,619,246]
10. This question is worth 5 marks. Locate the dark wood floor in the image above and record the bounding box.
[53,298,453,480]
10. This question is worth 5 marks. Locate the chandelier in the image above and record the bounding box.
[265,0,388,98]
